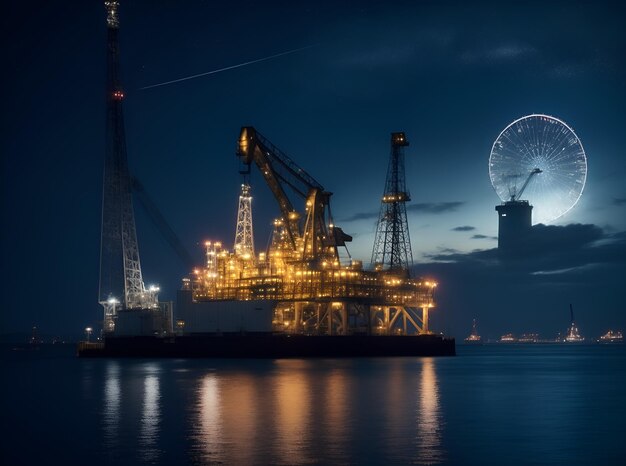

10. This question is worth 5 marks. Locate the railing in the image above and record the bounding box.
[193,271,434,307]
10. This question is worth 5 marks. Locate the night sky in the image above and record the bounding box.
[2,0,625,340]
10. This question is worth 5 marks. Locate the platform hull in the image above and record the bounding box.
[78,334,455,358]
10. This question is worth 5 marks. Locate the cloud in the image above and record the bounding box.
[419,223,625,273]
[407,202,464,214]
[488,44,536,60]
[531,264,600,276]
[341,211,378,222]
[422,247,497,264]
[411,223,626,339]
[422,246,465,260]
[461,43,536,64]
[341,201,463,222]
[471,234,496,240]
[452,226,475,232]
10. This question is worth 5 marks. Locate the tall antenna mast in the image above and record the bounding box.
[99,1,156,332]
[371,132,414,274]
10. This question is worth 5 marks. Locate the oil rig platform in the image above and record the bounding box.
[79,1,454,357]
[177,128,438,339]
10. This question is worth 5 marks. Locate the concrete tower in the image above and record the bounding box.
[495,168,541,253]
[495,201,533,251]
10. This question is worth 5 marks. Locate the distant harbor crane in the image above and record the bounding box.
[565,304,584,342]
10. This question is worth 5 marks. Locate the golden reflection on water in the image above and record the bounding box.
[139,365,161,462]
[386,359,410,453]
[324,368,349,458]
[196,374,223,463]
[274,360,312,464]
[222,374,257,465]
[189,358,445,465]
[103,361,120,448]
[415,358,444,464]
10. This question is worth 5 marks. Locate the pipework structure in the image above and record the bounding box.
[371,132,413,273]
[99,1,158,332]
[182,128,437,336]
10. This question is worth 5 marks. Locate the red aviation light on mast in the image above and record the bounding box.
[112,90,124,100]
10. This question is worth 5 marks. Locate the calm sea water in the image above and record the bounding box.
[2,344,625,465]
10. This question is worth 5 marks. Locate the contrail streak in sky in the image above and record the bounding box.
[140,44,317,90]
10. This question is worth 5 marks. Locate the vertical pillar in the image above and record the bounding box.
[294,302,302,334]
[341,303,348,335]
[327,303,333,335]
[316,303,321,335]
[384,307,390,335]
[422,306,429,334]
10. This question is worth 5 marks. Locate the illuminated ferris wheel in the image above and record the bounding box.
[489,114,587,224]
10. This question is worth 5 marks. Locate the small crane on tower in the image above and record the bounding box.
[509,168,542,202]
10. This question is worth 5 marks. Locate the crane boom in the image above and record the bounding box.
[513,168,542,201]
[237,127,302,247]
[236,126,351,263]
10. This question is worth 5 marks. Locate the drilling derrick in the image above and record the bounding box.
[99,1,157,332]
[234,184,255,260]
[371,132,413,274]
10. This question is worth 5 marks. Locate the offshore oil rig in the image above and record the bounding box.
[81,1,453,357]
[177,127,438,337]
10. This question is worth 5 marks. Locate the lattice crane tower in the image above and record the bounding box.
[371,132,414,273]
[99,1,157,332]
[234,183,255,259]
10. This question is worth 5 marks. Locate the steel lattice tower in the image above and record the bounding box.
[234,183,255,259]
[371,132,413,273]
[99,1,155,331]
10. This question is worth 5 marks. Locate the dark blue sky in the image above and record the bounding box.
[2,0,625,339]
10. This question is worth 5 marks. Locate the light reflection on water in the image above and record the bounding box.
[103,361,120,449]
[194,374,223,463]
[273,360,313,465]
[139,365,161,462]
[323,368,350,463]
[415,358,444,464]
[223,373,257,465]
[100,358,446,465]
[102,361,163,463]
[7,345,623,465]
[186,358,445,465]
[98,357,446,464]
